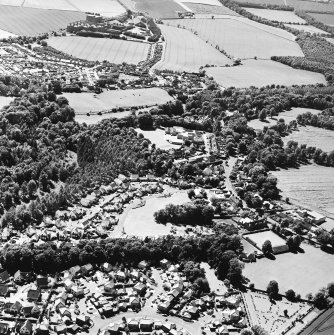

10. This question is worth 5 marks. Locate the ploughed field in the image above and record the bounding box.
[0,5,85,36]
[164,18,303,59]
[153,24,232,73]
[206,59,326,88]
[47,36,150,64]
[243,8,306,23]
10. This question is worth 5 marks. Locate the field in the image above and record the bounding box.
[0,97,13,110]
[75,111,131,125]
[0,28,16,39]
[47,36,150,64]
[64,88,172,115]
[244,230,287,251]
[287,0,334,12]
[248,107,321,130]
[308,12,334,26]
[164,18,303,59]
[154,24,232,73]
[273,164,334,217]
[206,59,325,88]
[244,8,306,23]
[300,307,334,335]
[0,5,85,36]
[185,2,240,15]
[243,243,334,297]
[234,0,284,5]
[285,24,330,35]
[133,0,186,18]
[181,0,222,5]
[136,129,181,150]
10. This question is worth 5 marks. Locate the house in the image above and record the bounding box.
[31,304,41,318]
[216,325,229,335]
[35,324,49,335]
[37,275,48,288]
[140,319,153,332]
[133,283,146,296]
[128,320,139,332]
[104,282,116,295]
[54,298,66,311]
[69,265,81,278]
[11,301,22,315]
[115,271,126,281]
[76,315,90,327]
[58,308,71,318]
[129,297,141,309]
[14,270,31,284]
[0,271,10,283]
[71,286,84,298]
[22,304,34,317]
[138,260,148,269]
[0,322,9,335]
[64,279,74,291]
[160,259,171,268]
[27,289,41,302]
[81,264,93,276]
[20,320,32,335]
[0,285,9,297]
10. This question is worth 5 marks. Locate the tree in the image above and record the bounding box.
[227,258,244,285]
[251,325,269,335]
[259,109,267,122]
[262,240,273,255]
[138,113,153,129]
[241,329,254,335]
[285,289,296,302]
[327,282,334,298]
[313,291,328,309]
[267,280,279,299]
[27,180,37,198]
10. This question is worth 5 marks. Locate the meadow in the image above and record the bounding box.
[0,5,85,36]
[285,24,329,35]
[243,243,334,297]
[244,8,306,23]
[164,18,303,59]
[47,36,150,64]
[309,13,334,26]
[154,24,232,73]
[133,0,185,18]
[206,59,325,88]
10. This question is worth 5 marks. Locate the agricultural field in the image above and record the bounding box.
[154,24,232,73]
[308,12,334,26]
[75,111,131,125]
[287,0,334,12]
[206,59,325,88]
[0,5,85,36]
[243,243,334,297]
[133,0,186,18]
[244,8,306,23]
[47,36,150,64]
[164,18,303,59]
[185,2,241,16]
[181,0,222,5]
[234,0,285,6]
[285,23,330,34]
[0,0,23,5]
[273,164,334,217]
[23,0,77,11]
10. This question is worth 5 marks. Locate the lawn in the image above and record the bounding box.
[135,128,181,150]
[164,18,303,59]
[244,8,306,23]
[243,243,334,297]
[206,59,325,88]
[0,5,85,36]
[244,230,287,250]
[154,24,231,73]
[308,13,334,26]
[285,24,330,35]
[133,0,186,18]
[185,2,240,16]
[47,36,150,64]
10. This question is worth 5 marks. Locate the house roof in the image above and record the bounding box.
[0,285,8,296]
[21,320,32,333]
[0,323,9,335]
[0,271,9,283]
[27,289,41,301]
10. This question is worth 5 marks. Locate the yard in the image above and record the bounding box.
[206,59,325,88]
[243,243,334,297]
[244,8,306,23]
[154,24,231,73]
[164,18,303,59]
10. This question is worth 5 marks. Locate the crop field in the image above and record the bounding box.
[133,0,186,18]
[185,3,240,16]
[206,60,325,88]
[244,243,334,297]
[285,23,330,35]
[22,0,77,11]
[309,12,334,26]
[273,164,334,217]
[244,8,306,23]
[0,5,85,36]
[154,24,232,73]
[47,36,150,64]
[164,18,303,59]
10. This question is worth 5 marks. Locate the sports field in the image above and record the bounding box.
[243,243,334,297]
[133,0,185,18]
[206,59,325,88]
[154,24,232,73]
[285,24,329,35]
[0,5,85,36]
[244,8,306,23]
[164,18,303,59]
[185,2,240,16]
[47,36,150,64]
[308,13,334,26]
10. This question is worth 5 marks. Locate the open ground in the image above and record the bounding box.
[243,243,334,297]
[48,36,150,64]
[244,8,306,23]
[206,60,325,88]
[244,230,287,251]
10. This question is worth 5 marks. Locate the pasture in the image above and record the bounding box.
[273,164,334,218]
[206,59,325,88]
[0,5,85,36]
[244,8,306,23]
[185,3,240,16]
[285,24,330,35]
[309,13,334,26]
[47,36,150,64]
[164,18,303,59]
[243,243,334,297]
[154,24,232,73]
[133,0,185,18]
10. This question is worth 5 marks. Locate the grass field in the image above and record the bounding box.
[181,0,222,5]
[154,24,231,73]
[136,128,181,150]
[327,37,334,45]
[273,164,334,217]
[244,243,334,297]
[164,18,303,59]
[133,0,186,18]
[244,8,306,23]
[48,36,150,64]
[285,23,330,34]
[0,5,85,36]
[206,59,325,88]
[287,0,334,12]
[308,12,334,26]
[185,3,240,15]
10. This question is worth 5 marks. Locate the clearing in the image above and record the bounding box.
[133,0,186,18]
[185,3,240,16]
[285,23,330,35]
[164,18,303,59]
[243,243,334,297]
[244,8,306,23]
[308,13,334,26]
[0,5,85,36]
[273,164,334,218]
[0,96,14,110]
[64,88,172,114]
[206,59,325,88]
[136,128,181,150]
[154,24,232,73]
[47,36,150,64]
